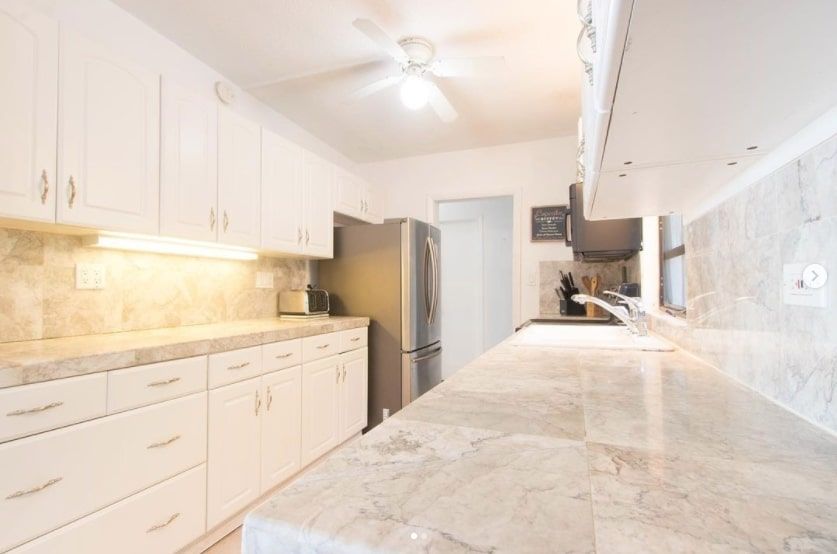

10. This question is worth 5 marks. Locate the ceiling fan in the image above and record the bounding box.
[350,19,506,122]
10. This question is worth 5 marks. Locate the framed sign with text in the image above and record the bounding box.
[531,205,567,241]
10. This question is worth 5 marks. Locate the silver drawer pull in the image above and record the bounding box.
[147,377,181,388]
[227,361,251,370]
[350,337,360,342]
[275,352,294,359]
[316,344,330,350]
[147,512,180,533]
[147,435,181,449]
[6,477,63,500]
[7,401,64,417]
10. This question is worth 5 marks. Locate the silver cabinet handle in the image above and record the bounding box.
[223,210,229,232]
[227,361,250,370]
[342,365,347,383]
[147,377,180,388]
[6,477,63,500]
[335,366,340,383]
[275,352,293,359]
[305,229,310,245]
[315,343,330,349]
[350,337,360,342]
[147,512,180,533]
[210,207,216,231]
[266,387,273,411]
[255,390,261,416]
[147,435,181,449]
[67,176,77,208]
[297,227,303,245]
[40,169,49,204]
[7,401,63,417]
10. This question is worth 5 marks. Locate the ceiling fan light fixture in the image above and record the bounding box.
[400,75,429,110]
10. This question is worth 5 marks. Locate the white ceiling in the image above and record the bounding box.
[112,0,580,162]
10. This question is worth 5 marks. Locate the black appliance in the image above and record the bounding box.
[566,183,642,261]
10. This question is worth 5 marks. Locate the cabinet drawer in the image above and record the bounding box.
[0,393,206,552]
[340,327,368,352]
[0,374,107,444]
[13,465,207,554]
[302,332,340,362]
[208,346,262,389]
[262,339,302,372]
[108,356,207,413]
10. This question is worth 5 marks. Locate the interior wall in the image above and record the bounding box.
[360,136,578,325]
[0,228,309,342]
[438,197,514,377]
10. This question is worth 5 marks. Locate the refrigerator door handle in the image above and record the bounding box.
[411,345,443,363]
[424,236,433,325]
[429,237,439,324]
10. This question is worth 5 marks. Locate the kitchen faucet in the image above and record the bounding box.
[603,290,648,336]
[571,293,648,336]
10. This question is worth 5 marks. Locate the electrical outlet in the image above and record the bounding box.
[75,263,106,290]
[255,271,274,289]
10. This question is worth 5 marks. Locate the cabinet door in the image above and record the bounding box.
[0,2,57,222]
[302,154,334,258]
[218,108,261,248]
[160,79,218,242]
[300,356,340,466]
[334,170,363,219]
[339,348,368,441]
[261,129,304,254]
[260,367,301,492]
[207,377,261,529]
[364,181,384,223]
[57,30,160,234]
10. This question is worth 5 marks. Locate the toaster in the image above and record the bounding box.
[279,286,330,316]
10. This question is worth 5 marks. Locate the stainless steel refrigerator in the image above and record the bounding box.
[318,218,441,431]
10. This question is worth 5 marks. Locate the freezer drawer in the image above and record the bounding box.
[401,343,443,406]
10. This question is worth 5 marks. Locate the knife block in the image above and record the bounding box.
[560,299,587,316]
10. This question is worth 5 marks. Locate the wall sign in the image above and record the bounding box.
[531,205,567,241]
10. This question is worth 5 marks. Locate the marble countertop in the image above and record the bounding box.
[0,316,369,389]
[244,331,837,553]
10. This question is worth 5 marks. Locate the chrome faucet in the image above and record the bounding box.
[571,293,647,336]
[603,291,648,336]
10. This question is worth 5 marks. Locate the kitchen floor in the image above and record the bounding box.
[204,528,242,553]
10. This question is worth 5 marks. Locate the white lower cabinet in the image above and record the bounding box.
[0,392,206,552]
[260,366,302,492]
[13,465,206,554]
[301,356,341,466]
[339,348,368,442]
[206,377,262,529]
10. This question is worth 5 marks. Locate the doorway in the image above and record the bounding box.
[437,196,514,378]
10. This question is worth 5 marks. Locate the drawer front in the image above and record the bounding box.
[340,327,368,352]
[302,332,340,362]
[0,373,107,444]
[13,464,207,554]
[108,356,207,413]
[262,339,302,372]
[208,346,262,389]
[0,393,206,552]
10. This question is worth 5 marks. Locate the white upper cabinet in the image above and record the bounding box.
[334,171,384,224]
[0,2,57,223]
[261,129,304,254]
[57,30,160,234]
[218,108,261,248]
[160,80,218,242]
[363,180,384,223]
[302,154,334,258]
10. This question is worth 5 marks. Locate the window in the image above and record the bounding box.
[660,214,686,314]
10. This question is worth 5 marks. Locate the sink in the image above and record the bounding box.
[509,323,674,352]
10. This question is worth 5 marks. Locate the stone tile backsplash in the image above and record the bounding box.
[0,229,310,343]
[653,133,837,432]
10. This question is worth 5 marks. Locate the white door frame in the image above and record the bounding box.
[427,189,522,328]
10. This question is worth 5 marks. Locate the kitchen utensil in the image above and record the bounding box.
[581,275,592,293]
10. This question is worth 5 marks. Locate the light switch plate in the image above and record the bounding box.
[783,263,827,307]
[75,263,105,290]
[255,271,274,289]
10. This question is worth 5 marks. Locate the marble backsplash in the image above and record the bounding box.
[0,229,310,343]
[539,257,640,314]
[652,133,836,432]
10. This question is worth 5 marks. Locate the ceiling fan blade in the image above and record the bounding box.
[352,19,409,64]
[347,75,403,102]
[431,56,507,78]
[426,82,459,123]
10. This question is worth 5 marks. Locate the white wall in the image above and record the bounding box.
[360,136,578,324]
[30,0,359,172]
